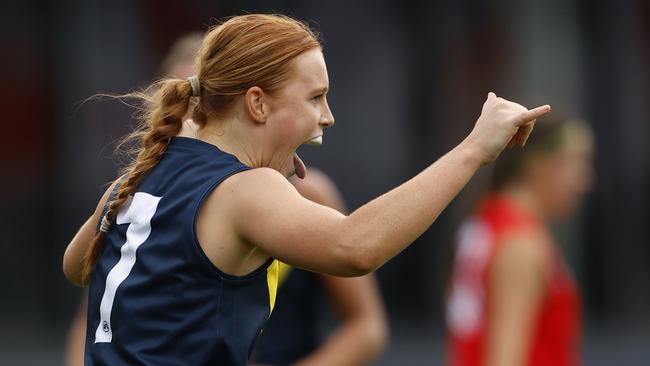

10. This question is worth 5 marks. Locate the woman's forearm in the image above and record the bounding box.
[342,141,483,271]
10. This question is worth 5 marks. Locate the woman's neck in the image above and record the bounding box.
[179,117,258,168]
[500,184,546,220]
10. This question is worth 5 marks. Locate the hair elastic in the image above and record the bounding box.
[188,75,201,97]
[99,215,112,233]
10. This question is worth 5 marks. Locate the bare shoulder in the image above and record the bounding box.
[492,229,553,279]
[230,166,292,184]
[206,167,301,222]
[205,167,349,273]
[219,167,298,199]
[195,168,301,275]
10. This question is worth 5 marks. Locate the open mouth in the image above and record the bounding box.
[303,135,323,146]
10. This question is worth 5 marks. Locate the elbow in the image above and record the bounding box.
[351,306,390,361]
[365,313,390,357]
[337,238,382,277]
[63,266,83,287]
[63,250,84,287]
[348,252,380,276]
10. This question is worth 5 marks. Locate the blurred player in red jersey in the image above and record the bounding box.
[446,117,594,366]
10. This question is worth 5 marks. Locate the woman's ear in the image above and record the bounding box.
[244,86,267,124]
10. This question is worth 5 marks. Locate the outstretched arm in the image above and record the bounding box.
[227,95,550,276]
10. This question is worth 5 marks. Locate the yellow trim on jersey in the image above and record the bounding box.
[277,261,293,286]
[266,260,279,315]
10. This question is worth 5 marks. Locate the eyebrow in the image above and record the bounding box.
[312,87,329,95]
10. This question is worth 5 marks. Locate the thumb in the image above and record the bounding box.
[483,92,498,112]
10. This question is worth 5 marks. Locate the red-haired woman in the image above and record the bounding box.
[63,13,549,365]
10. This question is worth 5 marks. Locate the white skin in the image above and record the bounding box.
[193,48,333,180]
[64,48,550,284]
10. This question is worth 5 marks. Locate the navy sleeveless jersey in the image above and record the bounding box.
[85,137,280,366]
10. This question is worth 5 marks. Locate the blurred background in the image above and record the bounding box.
[1,0,649,364]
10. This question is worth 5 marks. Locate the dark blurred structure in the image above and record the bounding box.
[1,0,648,365]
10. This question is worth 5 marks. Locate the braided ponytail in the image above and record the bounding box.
[80,14,322,285]
[81,77,195,285]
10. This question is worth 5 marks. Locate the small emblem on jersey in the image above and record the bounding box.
[102,321,110,332]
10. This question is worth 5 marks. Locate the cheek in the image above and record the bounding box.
[270,104,302,140]
[546,172,567,202]
[575,159,594,193]
[553,164,586,210]
[563,157,594,195]
[539,155,591,217]
[538,173,573,218]
[537,163,570,204]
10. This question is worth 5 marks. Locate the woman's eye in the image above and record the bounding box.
[312,94,323,101]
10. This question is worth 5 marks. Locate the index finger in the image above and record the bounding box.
[515,105,551,126]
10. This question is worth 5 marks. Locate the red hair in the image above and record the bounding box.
[81,14,322,284]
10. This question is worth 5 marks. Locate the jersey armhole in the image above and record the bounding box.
[189,166,274,282]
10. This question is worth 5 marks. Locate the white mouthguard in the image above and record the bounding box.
[304,136,323,146]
